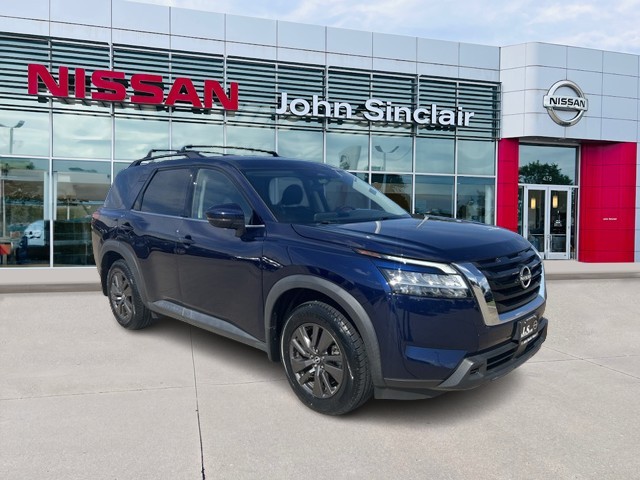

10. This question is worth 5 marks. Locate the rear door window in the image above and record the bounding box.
[139,168,192,216]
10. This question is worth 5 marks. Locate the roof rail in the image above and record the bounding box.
[130,149,189,167]
[179,145,279,157]
[128,145,280,167]
[143,148,181,158]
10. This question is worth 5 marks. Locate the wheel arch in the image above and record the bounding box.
[264,275,384,387]
[99,241,149,305]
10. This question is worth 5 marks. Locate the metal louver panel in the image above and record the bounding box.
[0,35,49,104]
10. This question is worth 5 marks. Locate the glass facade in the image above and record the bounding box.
[517,144,579,259]
[0,32,500,268]
[519,144,578,186]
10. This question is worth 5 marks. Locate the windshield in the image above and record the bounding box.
[242,163,410,224]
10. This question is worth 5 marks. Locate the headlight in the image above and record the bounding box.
[380,268,470,298]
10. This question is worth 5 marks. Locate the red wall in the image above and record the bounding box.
[579,143,637,262]
[496,138,520,232]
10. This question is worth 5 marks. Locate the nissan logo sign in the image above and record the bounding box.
[518,265,533,289]
[543,80,588,126]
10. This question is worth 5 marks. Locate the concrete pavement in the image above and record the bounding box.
[1,278,640,479]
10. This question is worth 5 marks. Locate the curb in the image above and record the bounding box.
[0,283,102,294]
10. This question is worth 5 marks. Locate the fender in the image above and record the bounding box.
[98,240,151,306]
[264,274,384,388]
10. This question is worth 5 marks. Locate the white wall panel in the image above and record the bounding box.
[568,47,603,72]
[417,38,458,65]
[170,8,224,40]
[50,22,111,43]
[459,43,499,70]
[226,42,276,61]
[458,67,499,82]
[0,0,48,21]
[500,67,526,93]
[566,69,603,95]
[170,36,224,56]
[582,95,602,118]
[51,0,110,27]
[601,118,637,142]
[563,116,601,140]
[226,15,276,46]
[278,21,325,51]
[501,114,525,138]
[373,33,416,62]
[502,91,525,116]
[523,89,545,114]
[327,53,372,70]
[0,16,49,36]
[417,63,458,78]
[603,51,639,76]
[112,0,169,34]
[111,29,170,49]
[373,57,416,75]
[277,47,325,65]
[501,44,527,70]
[327,27,372,56]
[526,43,567,68]
[602,96,638,121]
[602,74,639,98]
[524,66,567,91]
[523,112,565,137]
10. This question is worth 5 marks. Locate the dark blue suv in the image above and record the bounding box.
[91,147,547,415]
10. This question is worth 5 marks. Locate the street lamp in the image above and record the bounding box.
[0,120,25,154]
[374,145,399,171]
[0,162,7,239]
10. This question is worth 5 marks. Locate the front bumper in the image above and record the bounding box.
[372,254,548,400]
[375,317,548,400]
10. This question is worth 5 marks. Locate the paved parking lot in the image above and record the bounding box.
[1,278,640,480]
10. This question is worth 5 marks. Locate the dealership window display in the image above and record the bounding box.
[53,160,110,265]
[0,32,500,268]
[416,137,455,174]
[0,158,49,265]
[457,176,495,224]
[415,175,455,217]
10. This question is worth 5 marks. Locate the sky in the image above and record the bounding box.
[137,0,640,55]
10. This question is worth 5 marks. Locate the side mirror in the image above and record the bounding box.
[205,204,246,236]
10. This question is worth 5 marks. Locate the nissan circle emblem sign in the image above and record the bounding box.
[543,80,588,126]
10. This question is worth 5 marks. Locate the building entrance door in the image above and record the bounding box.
[522,186,572,260]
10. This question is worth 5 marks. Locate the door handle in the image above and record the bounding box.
[179,235,195,246]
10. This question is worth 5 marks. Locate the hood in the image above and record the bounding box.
[292,217,531,263]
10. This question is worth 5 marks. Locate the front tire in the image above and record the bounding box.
[106,259,152,330]
[281,301,372,415]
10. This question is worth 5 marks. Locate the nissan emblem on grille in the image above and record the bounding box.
[518,265,532,289]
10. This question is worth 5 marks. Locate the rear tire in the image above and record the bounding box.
[106,259,152,330]
[280,301,372,415]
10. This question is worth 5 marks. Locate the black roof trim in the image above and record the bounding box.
[180,145,279,157]
[129,145,279,167]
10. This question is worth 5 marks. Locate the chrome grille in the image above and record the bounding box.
[474,247,542,314]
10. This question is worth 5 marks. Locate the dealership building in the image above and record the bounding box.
[1,0,639,284]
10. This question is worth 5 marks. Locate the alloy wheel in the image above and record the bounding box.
[288,323,345,399]
[109,270,134,323]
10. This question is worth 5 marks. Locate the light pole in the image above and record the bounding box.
[0,120,25,154]
[374,145,398,171]
[0,162,8,239]
[0,120,25,239]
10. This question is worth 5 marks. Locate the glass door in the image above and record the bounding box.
[523,186,572,260]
